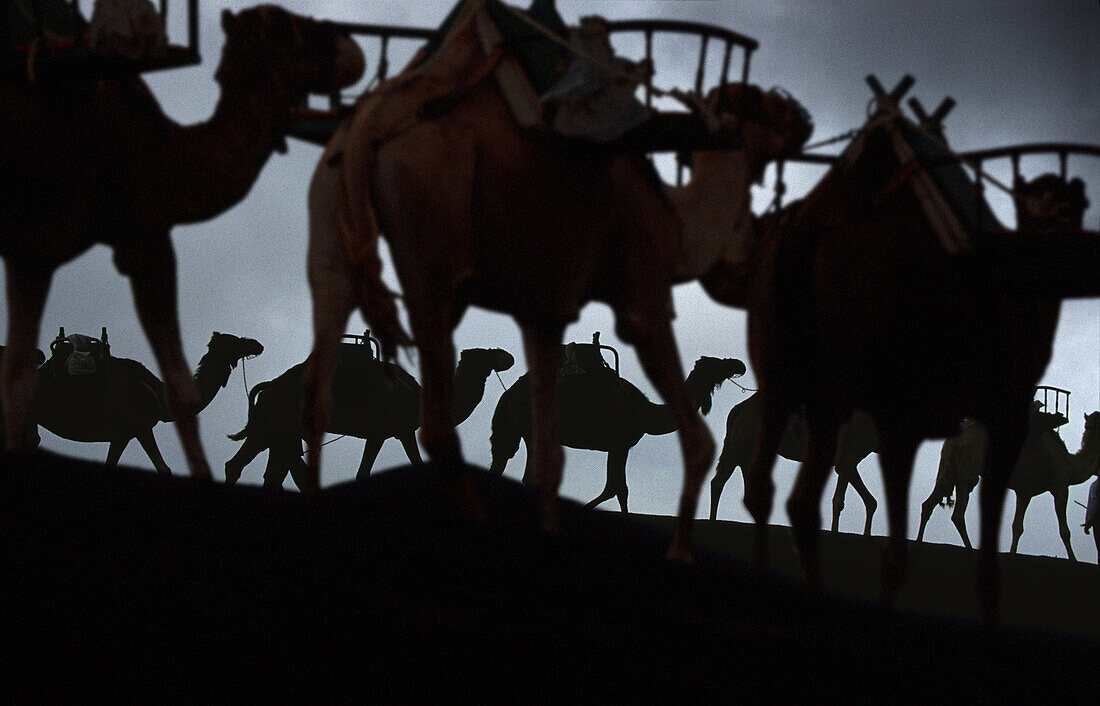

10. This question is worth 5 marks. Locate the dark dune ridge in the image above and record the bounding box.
[2,451,1096,701]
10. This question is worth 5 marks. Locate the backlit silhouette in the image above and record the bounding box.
[225,339,514,490]
[710,392,880,534]
[490,343,746,512]
[303,0,812,557]
[730,78,1100,624]
[918,406,1100,561]
[0,5,364,478]
[0,343,43,447]
[34,329,262,474]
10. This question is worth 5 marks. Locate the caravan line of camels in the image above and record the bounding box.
[3,2,1099,625]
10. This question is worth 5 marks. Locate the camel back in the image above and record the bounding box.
[335,0,549,271]
[813,109,1005,254]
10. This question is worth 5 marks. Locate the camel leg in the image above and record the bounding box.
[397,431,424,466]
[225,432,269,485]
[356,436,385,480]
[917,482,948,543]
[1,260,52,451]
[876,432,918,607]
[830,471,848,533]
[1009,493,1030,555]
[120,238,208,479]
[977,410,1029,626]
[521,322,565,534]
[263,439,298,490]
[621,315,713,563]
[587,448,629,513]
[134,427,172,475]
[951,485,974,550]
[743,393,790,570]
[786,413,840,594]
[105,438,131,468]
[709,442,739,522]
[840,462,878,536]
[1051,486,1077,562]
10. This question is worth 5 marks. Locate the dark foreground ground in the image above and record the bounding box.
[3,452,1097,701]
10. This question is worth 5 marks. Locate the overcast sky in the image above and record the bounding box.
[6,1,1097,560]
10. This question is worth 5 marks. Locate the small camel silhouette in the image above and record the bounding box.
[490,355,746,511]
[918,406,1100,560]
[1,5,364,478]
[710,392,880,534]
[226,346,515,490]
[33,331,263,474]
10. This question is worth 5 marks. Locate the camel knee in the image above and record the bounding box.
[744,477,775,526]
[224,460,242,485]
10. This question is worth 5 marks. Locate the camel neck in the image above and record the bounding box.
[192,348,237,412]
[667,149,756,282]
[452,363,490,425]
[165,86,291,224]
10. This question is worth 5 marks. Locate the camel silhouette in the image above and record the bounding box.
[918,407,1100,561]
[490,353,746,511]
[33,330,263,475]
[225,343,515,490]
[730,79,1100,624]
[710,392,880,534]
[0,5,364,478]
[303,0,813,558]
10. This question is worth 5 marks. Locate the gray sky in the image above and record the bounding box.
[6,1,1098,560]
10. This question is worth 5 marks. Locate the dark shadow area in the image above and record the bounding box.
[2,451,1096,700]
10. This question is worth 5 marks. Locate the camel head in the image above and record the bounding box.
[686,356,747,416]
[216,5,365,148]
[207,332,265,367]
[1013,173,1089,234]
[707,83,814,180]
[459,348,516,377]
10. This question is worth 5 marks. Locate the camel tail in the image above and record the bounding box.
[226,381,270,442]
[335,118,412,360]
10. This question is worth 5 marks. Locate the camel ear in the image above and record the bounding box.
[221,9,235,34]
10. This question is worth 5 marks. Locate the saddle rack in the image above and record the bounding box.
[340,330,382,362]
[4,0,200,81]
[287,13,759,151]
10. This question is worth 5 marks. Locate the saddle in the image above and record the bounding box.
[47,326,111,379]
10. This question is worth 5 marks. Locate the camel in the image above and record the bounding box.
[709,392,880,534]
[917,408,1100,561]
[490,355,747,511]
[0,5,365,478]
[225,345,515,490]
[734,80,1100,624]
[302,0,812,558]
[32,330,263,474]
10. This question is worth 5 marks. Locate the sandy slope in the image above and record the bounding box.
[2,451,1097,700]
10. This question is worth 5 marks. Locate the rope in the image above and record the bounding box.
[495,369,507,391]
[499,2,677,101]
[240,356,251,402]
[731,380,757,394]
[801,127,861,152]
